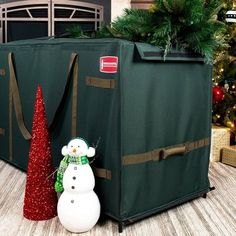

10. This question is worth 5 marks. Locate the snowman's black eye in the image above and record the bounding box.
[71,145,73,148]
[77,145,80,148]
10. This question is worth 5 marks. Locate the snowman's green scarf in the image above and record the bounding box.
[54,155,89,193]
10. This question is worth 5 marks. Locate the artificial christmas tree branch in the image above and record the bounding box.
[69,0,225,63]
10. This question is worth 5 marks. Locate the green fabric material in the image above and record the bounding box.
[0,38,212,222]
[55,155,89,192]
[135,43,205,62]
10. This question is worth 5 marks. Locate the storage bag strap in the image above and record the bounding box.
[122,138,210,165]
[8,52,79,139]
[49,52,79,138]
[92,165,112,180]
[0,128,5,136]
[71,53,78,137]
[8,52,32,140]
[8,52,79,161]
[85,76,116,89]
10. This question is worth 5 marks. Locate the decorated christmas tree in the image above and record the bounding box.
[23,85,58,220]
[212,0,236,142]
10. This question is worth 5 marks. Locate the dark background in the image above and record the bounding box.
[0,0,111,42]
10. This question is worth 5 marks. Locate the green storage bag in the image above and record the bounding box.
[0,38,212,227]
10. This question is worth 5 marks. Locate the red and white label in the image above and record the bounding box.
[100,56,118,73]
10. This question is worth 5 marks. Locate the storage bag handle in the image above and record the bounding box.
[8,52,32,140]
[8,52,79,140]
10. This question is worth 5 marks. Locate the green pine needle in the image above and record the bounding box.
[68,0,226,63]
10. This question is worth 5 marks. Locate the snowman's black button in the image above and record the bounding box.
[71,200,74,203]
[74,167,77,170]
[72,176,76,180]
[71,186,75,189]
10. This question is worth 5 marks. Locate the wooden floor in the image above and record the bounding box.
[0,160,235,236]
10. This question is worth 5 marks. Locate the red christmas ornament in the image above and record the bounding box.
[23,85,57,220]
[212,85,225,103]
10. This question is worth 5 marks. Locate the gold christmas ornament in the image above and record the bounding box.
[149,4,158,13]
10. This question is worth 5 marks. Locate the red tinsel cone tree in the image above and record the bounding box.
[23,85,57,220]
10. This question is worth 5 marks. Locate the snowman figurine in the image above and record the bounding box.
[55,137,100,233]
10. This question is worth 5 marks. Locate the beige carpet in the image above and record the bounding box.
[0,160,235,236]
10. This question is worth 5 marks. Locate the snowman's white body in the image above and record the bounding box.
[58,163,100,233]
[57,138,100,233]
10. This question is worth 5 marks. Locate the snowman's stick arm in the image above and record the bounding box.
[46,167,59,179]
[93,136,101,149]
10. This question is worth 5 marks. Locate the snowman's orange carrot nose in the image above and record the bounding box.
[72,148,77,153]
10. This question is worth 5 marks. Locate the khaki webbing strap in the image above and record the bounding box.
[92,166,112,180]
[0,128,5,135]
[9,79,13,161]
[186,138,210,152]
[0,68,6,76]
[48,53,78,136]
[86,76,116,89]
[8,53,32,140]
[122,138,210,166]
[71,53,79,138]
